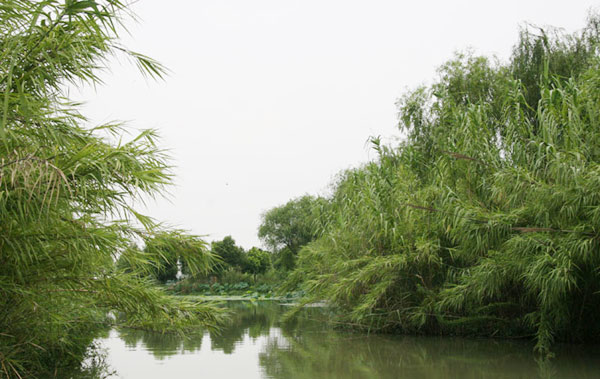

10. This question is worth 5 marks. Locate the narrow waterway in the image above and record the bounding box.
[93,301,600,378]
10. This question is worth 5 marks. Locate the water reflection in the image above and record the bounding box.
[95,301,600,378]
[117,328,204,359]
[260,332,541,379]
[211,301,280,354]
[113,301,283,358]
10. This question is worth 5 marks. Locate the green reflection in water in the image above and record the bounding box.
[102,301,600,378]
[117,328,204,360]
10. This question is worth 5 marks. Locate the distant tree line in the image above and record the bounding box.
[212,237,270,279]
[125,234,272,284]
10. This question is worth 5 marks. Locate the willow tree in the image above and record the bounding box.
[0,1,220,377]
[259,195,327,270]
[287,14,600,355]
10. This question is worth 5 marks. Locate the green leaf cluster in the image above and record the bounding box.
[117,230,218,284]
[245,247,271,277]
[211,236,246,272]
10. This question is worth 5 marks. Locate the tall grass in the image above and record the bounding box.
[0,2,222,377]
[286,14,600,354]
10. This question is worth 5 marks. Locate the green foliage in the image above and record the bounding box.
[286,13,600,355]
[211,236,246,273]
[117,231,217,283]
[0,2,222,377]
[220,266,255,284]
[510,15,600,117]
[245,247,271,278]
[219,266,255,284]
[209,236,272,279]
[259,195,327,269]
[144,231,216,283]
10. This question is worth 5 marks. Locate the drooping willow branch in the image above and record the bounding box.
[404,203,594,236]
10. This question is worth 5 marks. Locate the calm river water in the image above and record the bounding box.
[93,300,600,378]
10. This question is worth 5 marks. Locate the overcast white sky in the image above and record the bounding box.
[75,0,598,249]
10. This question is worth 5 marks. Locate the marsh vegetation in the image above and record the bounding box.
[279,14,600,355]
